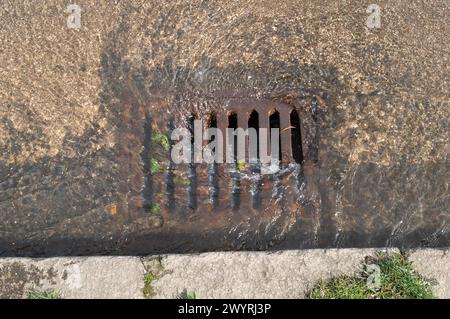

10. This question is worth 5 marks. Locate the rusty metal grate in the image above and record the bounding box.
[138,98,318,218]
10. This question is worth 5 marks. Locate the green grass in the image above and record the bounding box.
[27,288,60,299]
[185,291,197,299]
[307,252,434,299]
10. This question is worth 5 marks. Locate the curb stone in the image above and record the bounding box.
[0,248,448,299]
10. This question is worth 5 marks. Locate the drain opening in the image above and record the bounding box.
[269,109,282,164]
[187,114,197,209]
[290,109,303,163]
[142,114,153,210]
[227,112,239,162]
[207,113,219,208]
[165,117,175,210]
[248,110,262,208]
[227,111,241,209]
[208,114,218,143]
[248,110,260,162]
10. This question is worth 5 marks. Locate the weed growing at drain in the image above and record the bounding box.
[150,158,162,174]
[143,272,158,298]
[152,131,170,151]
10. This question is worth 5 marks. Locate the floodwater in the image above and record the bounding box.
[0,1,448,256]
[106,92,449,255]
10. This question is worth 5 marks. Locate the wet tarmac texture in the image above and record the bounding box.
[0,1,449,256]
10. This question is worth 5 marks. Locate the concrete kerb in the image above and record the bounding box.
[0,248,448,299]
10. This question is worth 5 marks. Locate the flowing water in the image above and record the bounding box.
[0,1,448,256]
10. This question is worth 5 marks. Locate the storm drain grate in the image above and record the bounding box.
[140,99,317,216]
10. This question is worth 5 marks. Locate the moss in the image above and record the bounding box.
[307,252,434,299]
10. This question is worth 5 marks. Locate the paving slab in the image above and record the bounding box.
[409,249,450,299]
